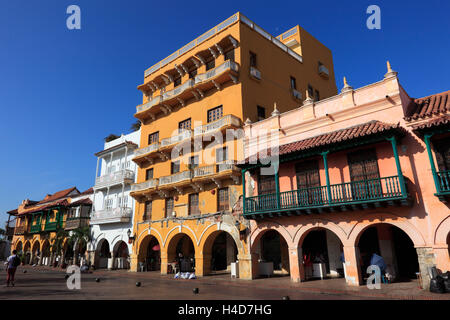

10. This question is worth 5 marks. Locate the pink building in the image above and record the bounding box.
[239,63,450,289]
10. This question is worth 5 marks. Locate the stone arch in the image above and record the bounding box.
[433,214,450,245]
[137,234,161,272]
[95,238,111,269]
[198,223,245,256]
[165,231,196,273]
[292,219,349,248]
[163,224,198,248]
[250,220,294,250]
[112,240,130,269]
[15,240,23,252]
[347,212,426,247]
[137,227,164,249]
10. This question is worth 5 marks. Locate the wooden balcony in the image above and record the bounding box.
[435,170,450,201]
[14,225,27,235]
[244,175,410,219]
[65,217,90,230]
[29,224,42,234]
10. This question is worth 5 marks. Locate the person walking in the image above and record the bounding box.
[4,250,21,287]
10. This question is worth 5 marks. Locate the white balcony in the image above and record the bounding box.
[131,179,159,193]
[134,142,160,158]
[162,79,195,100]
[250,66,261,80]
[160,130,192,148]
[159,170,193,187]
[90,207,132,225]
[136,95,163,114]
[195,60,239,84]
[194,114,241,136]
[217,162,239,173]
[193,165,216,178]
[94,169,135,189]
[318,65,329,78]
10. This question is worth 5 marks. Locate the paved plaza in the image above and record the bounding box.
[1,264,449,300]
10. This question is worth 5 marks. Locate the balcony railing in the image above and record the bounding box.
[245,176,406,216]
[65,217,90,230]
[193,165,216,178]
[134,142,160,158]
[14,225,27,235]
[131,179,159,192]
[162,79,195,100]
[95,169,135,189]
[195,60,239,84]
[136,95,163,114]
[29,224,42,233]
[217,162,239,173]
[160,130,192,148]
[437,170,450,194]
[194,115,241,136]
[44,222,58,232]
[90,207,132,225]
[159,170,193,186]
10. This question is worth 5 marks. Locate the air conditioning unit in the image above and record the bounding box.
[250,67,261,80]
[292,88,302,100]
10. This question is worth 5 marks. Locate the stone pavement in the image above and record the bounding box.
[1,264,449,300]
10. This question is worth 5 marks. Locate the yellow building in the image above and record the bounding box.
[9,187,93,267]
[130,12,337,279]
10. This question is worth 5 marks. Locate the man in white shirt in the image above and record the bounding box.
[5,250,20,287]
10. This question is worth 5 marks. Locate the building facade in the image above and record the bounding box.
[239,63,450,289]
[8,187,92,267]
[89,130,140,269]
[129,12,338,279]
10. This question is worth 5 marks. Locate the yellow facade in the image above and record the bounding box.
[130,13,337,279]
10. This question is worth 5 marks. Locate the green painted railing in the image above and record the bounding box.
[437,170,450,193]
[29,224,42,233]
[44,222,57,231]
[245,175,404,215]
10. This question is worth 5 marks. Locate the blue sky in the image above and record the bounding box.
[0,0,449,226]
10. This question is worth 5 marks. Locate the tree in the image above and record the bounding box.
[104,134,119,142]
[130,120,141,132]
[68,226,93,265]
[51,229,69,266]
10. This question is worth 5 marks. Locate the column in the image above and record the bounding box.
[129,253,138,272]
[195,253,211,277]
[321,151,332,204]
[343,246,362,286]
[424,133,441,193]
[160,250,168,275]
[237,253,258,280]
[288,247,304,282]
[108,251,114,270]
[388,136,407,196]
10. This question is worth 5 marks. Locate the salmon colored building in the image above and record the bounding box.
[239,63,450,289]
[8,187,93,267]
[129,12,338,279]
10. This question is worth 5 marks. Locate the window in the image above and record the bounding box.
[148,131,159,145]
[314,90,320,102]
[290,76,297,90]
[295,160,321,204]
[224,49,235,62]
[258,174,276,195]
[216,147,228,163]
[348,148,381,199]
[145,168,153,180]
[257,106,266,121]
[144,201,152,220]
[179,118,191,132]
[174,76,181,87]
[171,160,180,174]
[165,198,174,218]
[189,193,199,215]
[188,68,197,79]
[207,105,223,123]
[217,188,229,211]
[189,155,199,169]
[435,137,450,171]
[308,84,314,98]
[206,58,215,71]
[250,51,257,67]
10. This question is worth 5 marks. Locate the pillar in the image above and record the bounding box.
[280,238,289,273]
[288,247,304,282]
[237,253,258,280]
[160,251,168,275]
[108,251,114,270]
[343,246,362,286]
[416,247,435,290]
[195,254,211,277]
[129,253,138,272]
[433,245,450,275]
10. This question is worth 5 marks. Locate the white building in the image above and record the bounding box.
[89,130,140,270]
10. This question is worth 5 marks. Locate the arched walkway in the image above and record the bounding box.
[62,240,74,266]
[31,241,41,265]
[300,227,345,281]
[201,230,238,276]
[137,235,161,272]
[95,238,110,269]
[113,240,130,269]
[23,241,31,264]
[355,223,419,283]
[41,240,51,266]
[15,241,23,253]
[166,233,195,273]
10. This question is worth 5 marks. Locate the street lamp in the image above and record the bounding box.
[127,229,135,244]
